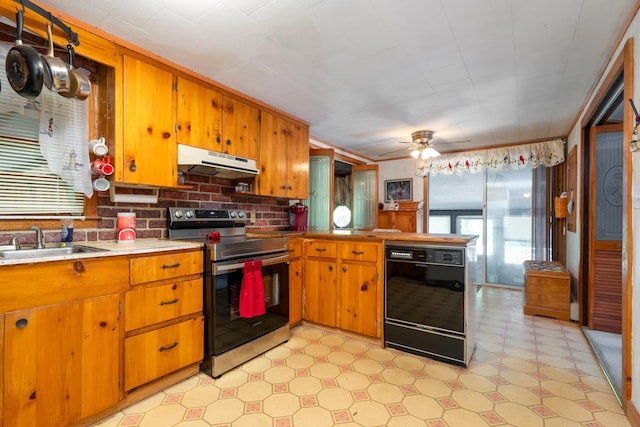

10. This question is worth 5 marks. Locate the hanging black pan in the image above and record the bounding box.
[5,10,44,99]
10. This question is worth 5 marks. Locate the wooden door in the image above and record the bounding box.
[308,149,335,230]
[176,77,222,150]
[121,55,177,186]
[4,295,120,426]
[303,258,337,326]
[221,97,259,159]
[588,124,623,333]
[339,262,378,337]
[351,164,378,229]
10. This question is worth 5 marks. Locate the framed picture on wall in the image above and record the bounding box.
[385,179,412,201]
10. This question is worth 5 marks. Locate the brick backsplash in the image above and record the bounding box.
[0,173,294,246]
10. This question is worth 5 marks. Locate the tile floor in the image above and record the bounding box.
[93,287,630,427]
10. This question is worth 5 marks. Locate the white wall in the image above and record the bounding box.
[564,11,640,410]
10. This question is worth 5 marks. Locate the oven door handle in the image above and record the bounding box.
[214,253,290,274]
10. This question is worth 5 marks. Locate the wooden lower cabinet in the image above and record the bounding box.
[124,317,204,390]
[339,262,378,336]
[303,239,382,338]
[0,248,204,425]
[4,294,120,427]
[303,258,338,326]
[124,249,204,392]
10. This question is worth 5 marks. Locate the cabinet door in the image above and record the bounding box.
[259,111,309,198]
[122,55,177,186]
[176,77,222,150]
[395,211,417,232]
[289,257,303,325]
[4,294,120,426]
[303,258,337,327]
[339,262,378,337]
[221,97,259,159]
[377,211,393,229]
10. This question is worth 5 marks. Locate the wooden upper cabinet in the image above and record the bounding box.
[216,97,259,159]
[176,77,222,151]
[120,54,177,187]
[259,110,309,199]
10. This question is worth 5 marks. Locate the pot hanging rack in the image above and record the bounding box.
[13,0,79,46]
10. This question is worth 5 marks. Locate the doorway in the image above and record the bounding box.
[579,39,633,406]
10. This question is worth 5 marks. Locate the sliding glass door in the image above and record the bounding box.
[428,167,538,287]
[485,168,533,287]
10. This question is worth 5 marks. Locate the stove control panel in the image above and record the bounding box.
[168,207,248,224]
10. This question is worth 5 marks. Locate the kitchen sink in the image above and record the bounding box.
[0,245,108,260]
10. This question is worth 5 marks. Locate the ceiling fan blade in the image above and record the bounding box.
[437,138,471,145]
[378,146,413,157]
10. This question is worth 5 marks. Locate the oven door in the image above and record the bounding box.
[385,258,465,334]
[208,252,289,356]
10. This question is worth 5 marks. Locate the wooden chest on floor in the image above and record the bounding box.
[523,260,570,321]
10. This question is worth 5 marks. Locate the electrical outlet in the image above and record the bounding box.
[249,210,256,224]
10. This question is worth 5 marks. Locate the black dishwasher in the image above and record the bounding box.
[384,243,476,366]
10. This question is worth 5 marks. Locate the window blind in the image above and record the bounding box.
[0,43,84,215]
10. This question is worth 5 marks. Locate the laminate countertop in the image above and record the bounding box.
[248,230,478,246]
[0,239,202,266]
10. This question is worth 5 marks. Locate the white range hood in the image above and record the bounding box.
[177,144,259,179]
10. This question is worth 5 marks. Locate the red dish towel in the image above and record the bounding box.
[239,261,255,318]
[239,260,266,318]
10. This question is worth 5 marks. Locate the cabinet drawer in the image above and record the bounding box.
[340,242,379,262]
[287,238,303,259]
[124,278,203,331]
[304,240,337,259]
[0,256,129,312]
[124,316,204,390]
[130,250,202,285]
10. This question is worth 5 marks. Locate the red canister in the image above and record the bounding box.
[117,212,136,243]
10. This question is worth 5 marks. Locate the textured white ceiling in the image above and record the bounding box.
[37,0,637,160]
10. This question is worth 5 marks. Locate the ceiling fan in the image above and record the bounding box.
[378,130,469,158]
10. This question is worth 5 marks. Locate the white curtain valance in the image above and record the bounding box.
[422,139,565,176]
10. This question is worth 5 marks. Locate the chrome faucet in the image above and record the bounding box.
[9,236,21,250]
[29,225,45,249]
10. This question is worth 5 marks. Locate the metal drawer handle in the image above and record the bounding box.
[159,298,179,306]
[16,318,28,329]
[315,247,326,252]
[158,342,178,352]
[352,250,364,255]
[161,262,181,270]
[74,260,85,274]
[287,248,295,252]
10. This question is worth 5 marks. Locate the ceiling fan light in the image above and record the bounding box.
[410,149,421,158]
[422,147,440,158]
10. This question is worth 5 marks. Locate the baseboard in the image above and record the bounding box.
[627,400,640,426]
